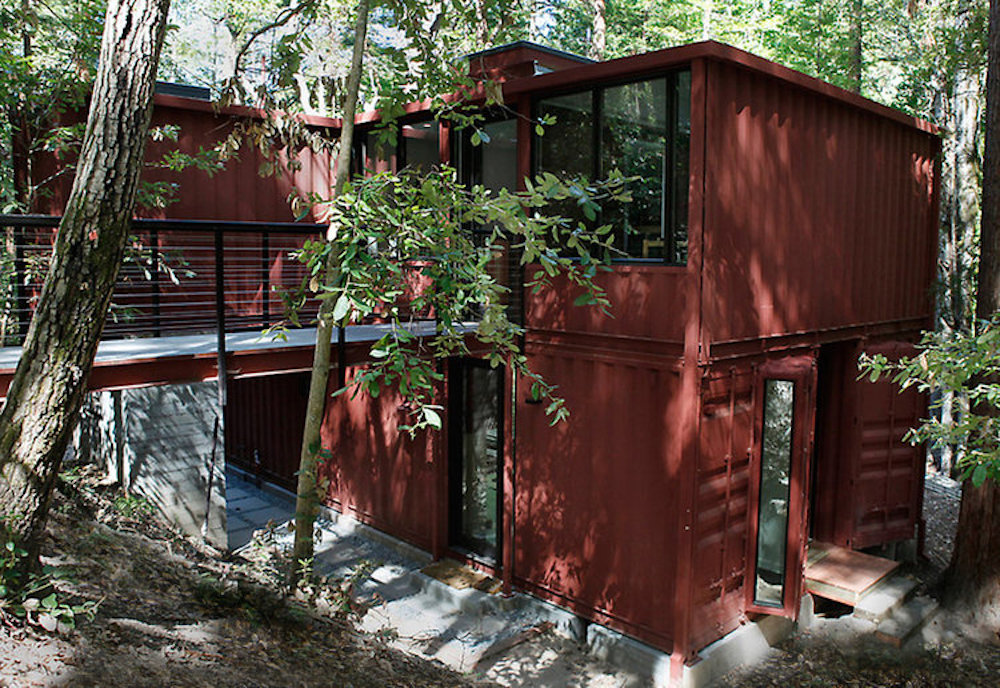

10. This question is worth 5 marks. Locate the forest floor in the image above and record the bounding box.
[2,468,999,687]
[0,468,476,688]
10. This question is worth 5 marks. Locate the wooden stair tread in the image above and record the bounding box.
[805,543,900,605]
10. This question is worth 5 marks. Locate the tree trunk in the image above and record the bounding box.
[948,0,1000,616]
[591,0,606,60]
[0,0,171,563]
[850,0,863,93]
[291,0,369,572]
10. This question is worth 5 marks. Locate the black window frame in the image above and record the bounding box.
[532,68,692,266]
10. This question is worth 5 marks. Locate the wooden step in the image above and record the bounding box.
[874,596,939,647]
[804,543,900,606]
[854,575,918,622]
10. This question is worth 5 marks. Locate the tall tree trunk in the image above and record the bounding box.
[0,0,171,562]
[292,0,369,572]
[850,0,863,93]
[591,0,606,60]
[949,0,1000,618]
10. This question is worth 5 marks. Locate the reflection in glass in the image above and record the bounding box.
[401,121,439,172]
[536,91,594,229]
[458,365,501,557]
[363,130,392,173]
[671,71,692,264]
[754,379,795,607]
[533,71,691,263]
[602,78,668,259]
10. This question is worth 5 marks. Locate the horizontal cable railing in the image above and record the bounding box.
[0,215,524,349]
[0,215,325,347]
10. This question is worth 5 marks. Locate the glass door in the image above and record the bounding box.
[449,359,503,562]
[747,357,815,617]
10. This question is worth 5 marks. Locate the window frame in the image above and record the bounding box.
[531,68,691,266]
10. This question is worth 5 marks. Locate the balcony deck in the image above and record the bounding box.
[0,320,445,395]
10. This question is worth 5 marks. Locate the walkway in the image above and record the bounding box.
[225,473,649,687]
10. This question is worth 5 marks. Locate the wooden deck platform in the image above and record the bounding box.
[804,541,900,606]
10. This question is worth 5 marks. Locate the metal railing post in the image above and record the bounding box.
[215,226,227,408]
[151,225,162,337]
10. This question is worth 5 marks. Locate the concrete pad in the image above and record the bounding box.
[586,623,673,687]
[875,596,939,647]
[855,576,918,622]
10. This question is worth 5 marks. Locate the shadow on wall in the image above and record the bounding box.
[77,381,226,549]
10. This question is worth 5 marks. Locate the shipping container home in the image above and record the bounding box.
[10,39,939,683]
[309,40,940,673]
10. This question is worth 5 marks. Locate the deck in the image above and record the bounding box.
[0,320,446,394]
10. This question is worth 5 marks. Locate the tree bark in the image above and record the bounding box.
[291,0,369,572]
[591,0,606,61]
[850,0,863,93]
[948,0,1000,616]
[0,0,171,562]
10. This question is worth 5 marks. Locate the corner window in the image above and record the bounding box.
[535,70,691,264]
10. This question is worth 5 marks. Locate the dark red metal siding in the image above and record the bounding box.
[701,60,939,347]
[689,366,753,651]
[514,344,682,649]
[33,101,334,223]
[852,341,926,548]
[226,372,310,490]
[319,369,437,551]
[811,340,925,549]
[525,268,688,344]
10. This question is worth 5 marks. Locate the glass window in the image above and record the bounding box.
[363,129,392,173]
[754,379,795,607]
[602,79,668,259]
[534,70,691,264]
[536,92,594,230]
[450,362,502,560]
[400,121,439,172]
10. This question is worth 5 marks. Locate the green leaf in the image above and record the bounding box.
[332,294,351,322]
[41,593,58,610]
[535,124,545,137]
[370,348,389,359]
[972,464,988,488]
[423,407,442,430]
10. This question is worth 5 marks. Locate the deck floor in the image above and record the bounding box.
[0,320,445,373]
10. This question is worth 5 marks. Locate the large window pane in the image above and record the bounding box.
[754,379,796,607]
[401,121,439,172]
[602,79,668,259]
[671,71,692,264]
[451,363,502,559]
[536,92,594,229]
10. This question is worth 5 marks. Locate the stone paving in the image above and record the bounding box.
[225,468,295,550]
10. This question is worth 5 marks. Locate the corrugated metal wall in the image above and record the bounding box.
[319,368,437,551]
[226,372,310,490]
[701,60,938,347]
[689,365,754,651]
[526,269,688,344]
[514,345,683,649]
[34,99,335,223]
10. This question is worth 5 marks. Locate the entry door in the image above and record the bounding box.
[449,360,503,562]
[746,357,816,617]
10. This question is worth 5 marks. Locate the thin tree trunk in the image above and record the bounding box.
[948,0,1000,617]
[0,0,171,563]
[292,0,369,572]
[591,0,606,61]
[850,0,863,93]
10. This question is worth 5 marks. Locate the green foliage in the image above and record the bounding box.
[290,165,628,432]
[111,494,156,520]
[0,519,98,633]
[859,318,1000,487]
